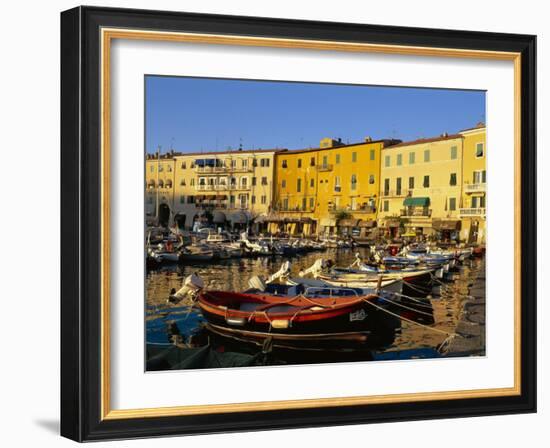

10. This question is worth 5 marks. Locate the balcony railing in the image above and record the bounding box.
[328,205,376,214]
[317,164,333,172]
[382,189,410,198]
[464,183,486,193]
[400,207,432,217]
[195,184,250,191]
[459,207,486,217]
[195,165,253,174]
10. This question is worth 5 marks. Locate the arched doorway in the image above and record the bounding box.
[174,214,186,231]
[158,203,171,228]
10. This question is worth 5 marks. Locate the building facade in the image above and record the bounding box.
[145,149,281,230]
[268,137,400,236]
[459,124,487,244]
[377,134,464,239]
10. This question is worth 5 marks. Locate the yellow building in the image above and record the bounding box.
[459,124,486,244]
[146,149,281,231]
[145,153,176,227]
[269,137,400,236]
[377,134,464,239]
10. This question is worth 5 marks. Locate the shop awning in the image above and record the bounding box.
[359,220,377,228]
[230,211,249,224]
[432,219,461,230]
[403,197,430,207]
[212,211,226,224]
[338,219,359,227]
[385,219,400,228]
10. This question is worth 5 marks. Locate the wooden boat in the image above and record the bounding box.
[179,245,215,262]
[197,290,401,348]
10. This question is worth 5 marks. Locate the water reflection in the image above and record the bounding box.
[145,248,485,369]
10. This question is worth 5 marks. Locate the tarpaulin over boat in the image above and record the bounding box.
[403,197,430,206]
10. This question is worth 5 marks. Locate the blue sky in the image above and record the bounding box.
[145,76,485,154]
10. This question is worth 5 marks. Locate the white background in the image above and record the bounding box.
[111,39,515,409]
[0,0,546,446]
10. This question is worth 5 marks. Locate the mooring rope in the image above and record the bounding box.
[373,294,434,317]
[362,296,460,339]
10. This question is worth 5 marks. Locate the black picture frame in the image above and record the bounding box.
[61,5,536,442]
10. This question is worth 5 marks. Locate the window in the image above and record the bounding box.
[261,177,268,186]
[383,200,389,212]
[242,159,248,168]
[409,152,415,164]
[283,198,289,210]
[252,159,258,167]
[335,154,341,164]
[472,196,479,208]
[480,195,486,208]
[150,165,154,172]
[397,154,402,166]
[190,178,195,186]
[180,179,186,186]
[282,160,287,168]
[310,178,314,187]
[181,162,186,169]
[230,195,235,204]
[352,152,357,162]
[261,195,267,204]
[251,195,256,204]
[322,155,328,167]
[159,165,163,172]
[423,175,430,188]
[449,197,456,211]
[187,196,195,204]
[302,198,307,211]
[231,160,237,168]
[450,173,457,186]
[241,177,248,187]
[370,149,375,161]
[473,170,486,184]
[396,177,402,196]
[424,149,430,162]
[297,159,302,168]
[334,176,341,192]
[251,177,257,186]
[384,178,390,196]
[409,176,415,189]
[476,143,484,157]
[180,195,185,203]
[281,179,286,188]
[167,165,172,172]
[230,177,237,186]
[350,174,357,190]
[309,197,314,209]
[450,146,458,160]
[385,155,390,167]
[369,174,375,184]
[297,178,302,192]
[310,157,315,166]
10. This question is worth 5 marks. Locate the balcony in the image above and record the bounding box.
[195,184,250,191]
[459,207,486,217]
[464,183,486,193]
[382,189,409,198]
[195,165,253,174]
[400,207,432,217]
[317,164,333,172]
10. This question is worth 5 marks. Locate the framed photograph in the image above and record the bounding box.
[60,6,536,441]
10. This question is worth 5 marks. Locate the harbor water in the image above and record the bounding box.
[146,247,486,369]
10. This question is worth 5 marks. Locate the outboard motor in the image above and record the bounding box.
[248,275,267,291]
[168,273,204,303]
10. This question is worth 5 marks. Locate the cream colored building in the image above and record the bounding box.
[377,134,464,239]
[146,149,282,230]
